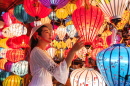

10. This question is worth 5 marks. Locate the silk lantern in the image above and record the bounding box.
[46,47,57,58]
[66,25,77,38]
[4,61,13,72]
[96,44,130,86]
[11,61,28,76]
[56,8,68,20]
[41,16,51,24]
[0,21,5,28]
[70,68,106,86]
[72,4,104,48]
[23,0,52,19]
[0,48,11,58]
[0,38,9,49]
[92,37,103,48]
[3,75,22,86]
[96,0,128,25]
[0,58,7,70]
[0,71,11,82]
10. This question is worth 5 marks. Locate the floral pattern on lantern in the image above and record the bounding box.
[66,25,77,38]
[70,68,106,86]
[11,61,28,76]
[46,47,57,58]
[0,58,7,70]
[56,25,66,40]
[0,71,11,82]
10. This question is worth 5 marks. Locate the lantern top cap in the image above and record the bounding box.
[112,43,126,47]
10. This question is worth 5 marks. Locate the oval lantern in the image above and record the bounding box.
[70,68,106,86]
[3,75,22,86]
[56,8,68,19]
[46,47,57,58]
[11,61,28,76]
[3,12,13,27]
[4,61,13,72]
[96,44,130,86]
[66,25,77,38]
[0,71,11,82]
[48,11,59,21]
[0,58,7,70]
[6,49,25,63]
[41,16,51,25]
[72,5,104,48]
[0,21,5,29]
[23,0,52,19]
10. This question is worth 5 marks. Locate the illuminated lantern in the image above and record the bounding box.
[64,48,77,61]
[70,68,106,86]
[0,71,11,82]
[0,21,5,28]
[98,21,107,35]
[0,38,9,49]
[41,16,51,24]
[66,25,77,38]
[96,0,128,25]
[66,38,72,49]
[0,48,11,58]
[69,0,77,4]
[6,49,25,63]
[56,8,68,19]
[46,47,57,58]
[76,0,90,8]
[30,21,42,27]
[4,61,13,72]
[91,46,104,61]
[9,23,27,36]
[3,12,13,26]
[56,25,66,40]
[3,75,22,86]
[11,61,28,76]
[72,4,104,48]
[65,16,73,26]
[92,37,103,48]
[57,41,66,49]
[72,37,78,45]
[96,44,130,86]
[48,11,59,21]
[0,58,7,70]
[51,25,58,40]
[23,0,51,19]
[56,48,65,61]
[2,27,14,38]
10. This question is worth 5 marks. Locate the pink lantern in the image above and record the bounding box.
[0,21,5,29]
[4,61,13,72]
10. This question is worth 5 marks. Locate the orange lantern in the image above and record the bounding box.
[0,38,9,49]
[66,38,72,49]
[0,58,7,70]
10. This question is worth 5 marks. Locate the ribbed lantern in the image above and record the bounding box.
[41,16,51,24]
[0,21,5,28]
[96,44,130,86]
[3,12,13,27]
[72,4,104,49]
[4,61,13,72]
[70,68,106,86]
[0,71,11,82]
[11,61,28,76]
[96,0,128,25]
[23,0,52,19]
[66,25,77,38]
[6,49,25,63]
[56,8,68,20]
[0,38,9,49]
[46,47,57,58]
[0,49,11,58]
[56,25,66,40]
[3,75,22,86]
[14,4,35,24]
[0,58,7,70]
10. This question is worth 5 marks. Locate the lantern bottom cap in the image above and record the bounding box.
[112,43,126,47]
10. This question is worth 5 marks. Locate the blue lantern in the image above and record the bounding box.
[0,71,11,82]
[96,44,130,86]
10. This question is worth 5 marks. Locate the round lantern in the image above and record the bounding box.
[70,68,106,86]
[57,41,66,49]
[56,8,68,19]
[0,71,11,82]
[0,21,5,28]
[46,47,57,58]
[0,58,7,70]
[4,61,13,72]
[41,16,51,24]
[51,40,58,48]
[66,25,77,38]
[56,25,67,40]
[23,0,52,19]
[11,61,28,76]
[6,49,25,63]
[96,0,128,25]
[9,23,27,36]
[76,0,90,8]
[30,21,42,27]
[96,44,130,86]
[2,27,14,38]
[72,5,104,48]
[48,11,59,21]
[0,38,9,49]
[92,37,103,48]
[39,0,69,9]
[3,75,22,86]
[0,48,11,58]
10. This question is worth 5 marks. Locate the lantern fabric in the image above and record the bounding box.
[0,48,11,58]
[96,44,130,86]
[41,16,51,25]
[66,25,77,38]
[76,0,90,8]
[48,11,59,21]
[46,47,57,58]
[0,58,7,70]
[96,0,128,20]
[3,75,22,86]
[51,40,58,48]
[56,25,66,40]
[92,37,103,48]
[70,68,106,86]
[3,12,13,27]
[56,8,68,19]
[23,0,52,18]
[11,61,28,76]
[72,5,104,46]
[0,38,9,49]
[98,21,107,35]
[39,0,69,9]
[57,41,66,49]
[0,71,11,82]
[4,61,13,72]
[0,21,5,28]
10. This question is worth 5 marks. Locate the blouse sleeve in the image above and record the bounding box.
[32,48,69,84]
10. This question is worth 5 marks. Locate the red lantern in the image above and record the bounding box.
[92,37,103,48]
[72,5,104,48]
[0,58,7,70]
[23,0,52,19]
[6,49,25,63]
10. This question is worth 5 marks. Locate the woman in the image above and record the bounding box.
[29,23,84,86]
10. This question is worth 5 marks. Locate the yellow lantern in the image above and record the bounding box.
[41,16,51,24]
[0,58,7,70]
[65,20,73,26]
[56,8,68,19]
[72,37,78,45]
[2,27,14,38]
[57,41,66,49]
[51,40,58,48]
[65,3,77,16]
[0,48,11,58]
[3,75,22,86]
[0,38,9,48]
[56,25,66,40]
[66,38,72,49]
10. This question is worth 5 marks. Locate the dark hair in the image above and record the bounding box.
[30,25,47,50]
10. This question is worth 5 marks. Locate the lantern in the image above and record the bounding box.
[72,5,104,49]
[46,47,57,58]
[23,0,52,19]
[11,61,28,76]
[66,25,77,38]
[2,27,14,38]
[56,8,68,20]
[0,71,11,82]
[0,38,9,49]
[96,44,130,86]
[56,48,65,61]
[65,16,73,26]
[48,11,59,21]
[57,41,66,49]
[70,68,106,86]
[4,61,13,72]
[0,48,11,58]
[0,58,7,70]
[76,0,90,8]
[65,20,73,26]
[66,38,72,49]
[96,0,128,25]
[56,25,66,40]
[9,23,27,36]
[92,37,103,48]
[41,16,51,24]
[98,21,107,35]
[51,40,58,48]
[3,12,13,26]
[6,49,25,63]
[0,21,5,28]
[3,75,22,86]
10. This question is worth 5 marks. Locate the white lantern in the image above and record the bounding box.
[66,25,77,38]
[46,47,57,58]
[0,21,5,29]
[2,27,14,38]
[41,16,51,24]
[34,21,42,26]
[70,68,106,86]
[11,61,28,76]
[56,25,66,40]
[9,23,27,36]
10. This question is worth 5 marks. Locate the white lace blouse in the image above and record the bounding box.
[28,47,69,86]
